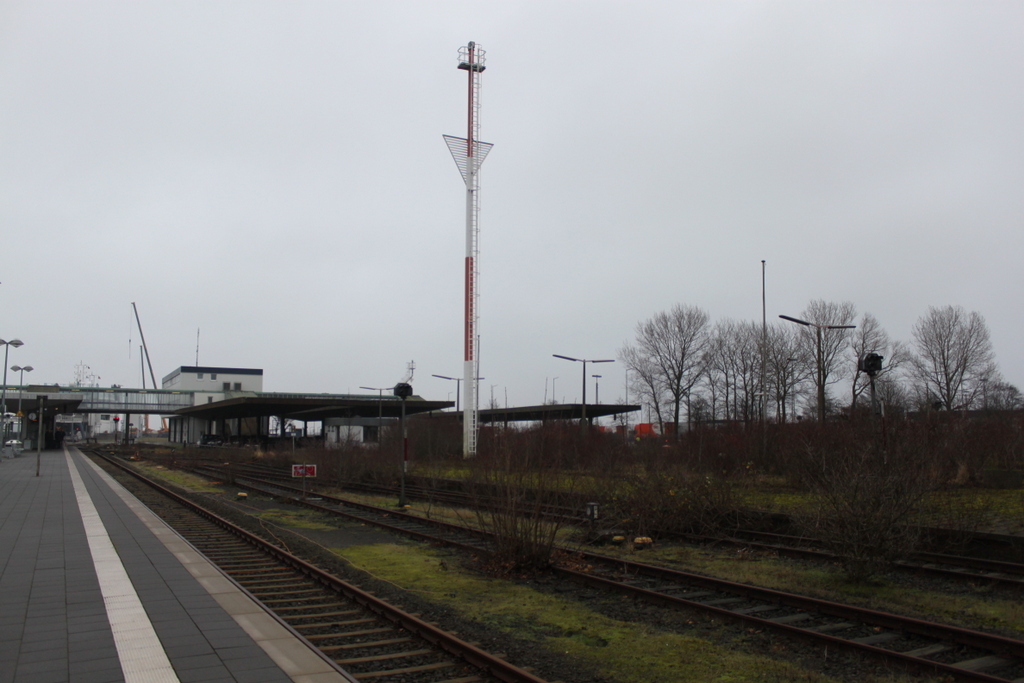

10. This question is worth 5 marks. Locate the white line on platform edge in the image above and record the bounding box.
[65,450,181,683]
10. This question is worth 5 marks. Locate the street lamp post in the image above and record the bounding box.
[1,338,24,454]
[11,365,33,442]
[360,386,389,446]
[553,354,614,424]
[623,369,631,443]
[393,383,413,507]
[432,374,484,413]
[36,395,45,477]
[779,315,855,423]
[592,375,602,404]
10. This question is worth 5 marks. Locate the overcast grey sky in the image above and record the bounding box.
[1,1,1021,411]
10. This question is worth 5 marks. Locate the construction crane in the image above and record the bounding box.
[131,302,167,433]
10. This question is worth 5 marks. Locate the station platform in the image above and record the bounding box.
[0,446,353,683]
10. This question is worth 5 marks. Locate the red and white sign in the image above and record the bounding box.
[291,464,317,478]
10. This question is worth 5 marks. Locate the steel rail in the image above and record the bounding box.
[674,531,1024,589]
[92,451,551,683]
[555,565,1018,683]
[719,529,1024,576]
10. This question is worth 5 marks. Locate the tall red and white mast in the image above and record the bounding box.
[444,41,491,457]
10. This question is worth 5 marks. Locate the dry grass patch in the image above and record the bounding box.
[254,508,337,531]
[133,462,224,493]
[337,543,853,683]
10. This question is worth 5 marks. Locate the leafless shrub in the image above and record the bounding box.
[792,422,944,581]
[465,427,583,571]
[606,467,739,538]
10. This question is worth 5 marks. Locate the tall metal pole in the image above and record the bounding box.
[399,396,407,506]
[1,344,9,447]
[581,360,587,421]
[36,395,45,476]
[12,365,32,442]
[0,339,23,450]
[361,387,389,446]
[445,42,491,458]
[816,327,825,423]
[761,260,767,455]
[761,260,767,420]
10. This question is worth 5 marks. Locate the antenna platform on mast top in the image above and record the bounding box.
[458,42,486,72]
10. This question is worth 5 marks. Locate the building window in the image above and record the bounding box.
[223,382,230,390]
[207,396,213,403]
[234,382,242,390]
[197,373,204,380]
[101,414,111,421]
[210,373,217,380]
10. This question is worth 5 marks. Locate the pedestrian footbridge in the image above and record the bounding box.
[0,386,196,415]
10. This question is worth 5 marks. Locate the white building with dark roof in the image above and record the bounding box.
[161,366,264,394]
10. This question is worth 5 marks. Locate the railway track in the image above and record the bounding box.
[672,529,1024,589]
[196,459,1024,588]
[170,460,1024,682]
[88,451,553,683]
[204,459,586,521]
[192,459,1024,561]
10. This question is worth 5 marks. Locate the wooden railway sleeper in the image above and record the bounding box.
[283,609,362,620]
[293,618,381,632]
[316,628,399,648]
[336,649,435,665]
[274,602,350,613]
[349,660,461,680]
[323,638,414,651]
[236,577,310,588]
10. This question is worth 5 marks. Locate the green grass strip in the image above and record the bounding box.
[338,543,842,683]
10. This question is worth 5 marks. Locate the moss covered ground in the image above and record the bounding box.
[339,542,840,683]
[134,462,225,493]
[596,544,1024,638]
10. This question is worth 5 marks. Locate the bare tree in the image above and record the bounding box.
[983,376,1023,410]
[698,320,764,422]
[717,320,762,421]
[798,300,857,420]
[764,323,807,422]
[620,304,711,437]
[849,313,910,412]
[620,344,667,430]
[702,322,736,421]
[911,305,995,410]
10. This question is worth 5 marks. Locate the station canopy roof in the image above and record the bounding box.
[173,394,639,425]
[173,393,453,422]
[478,403,640,423]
